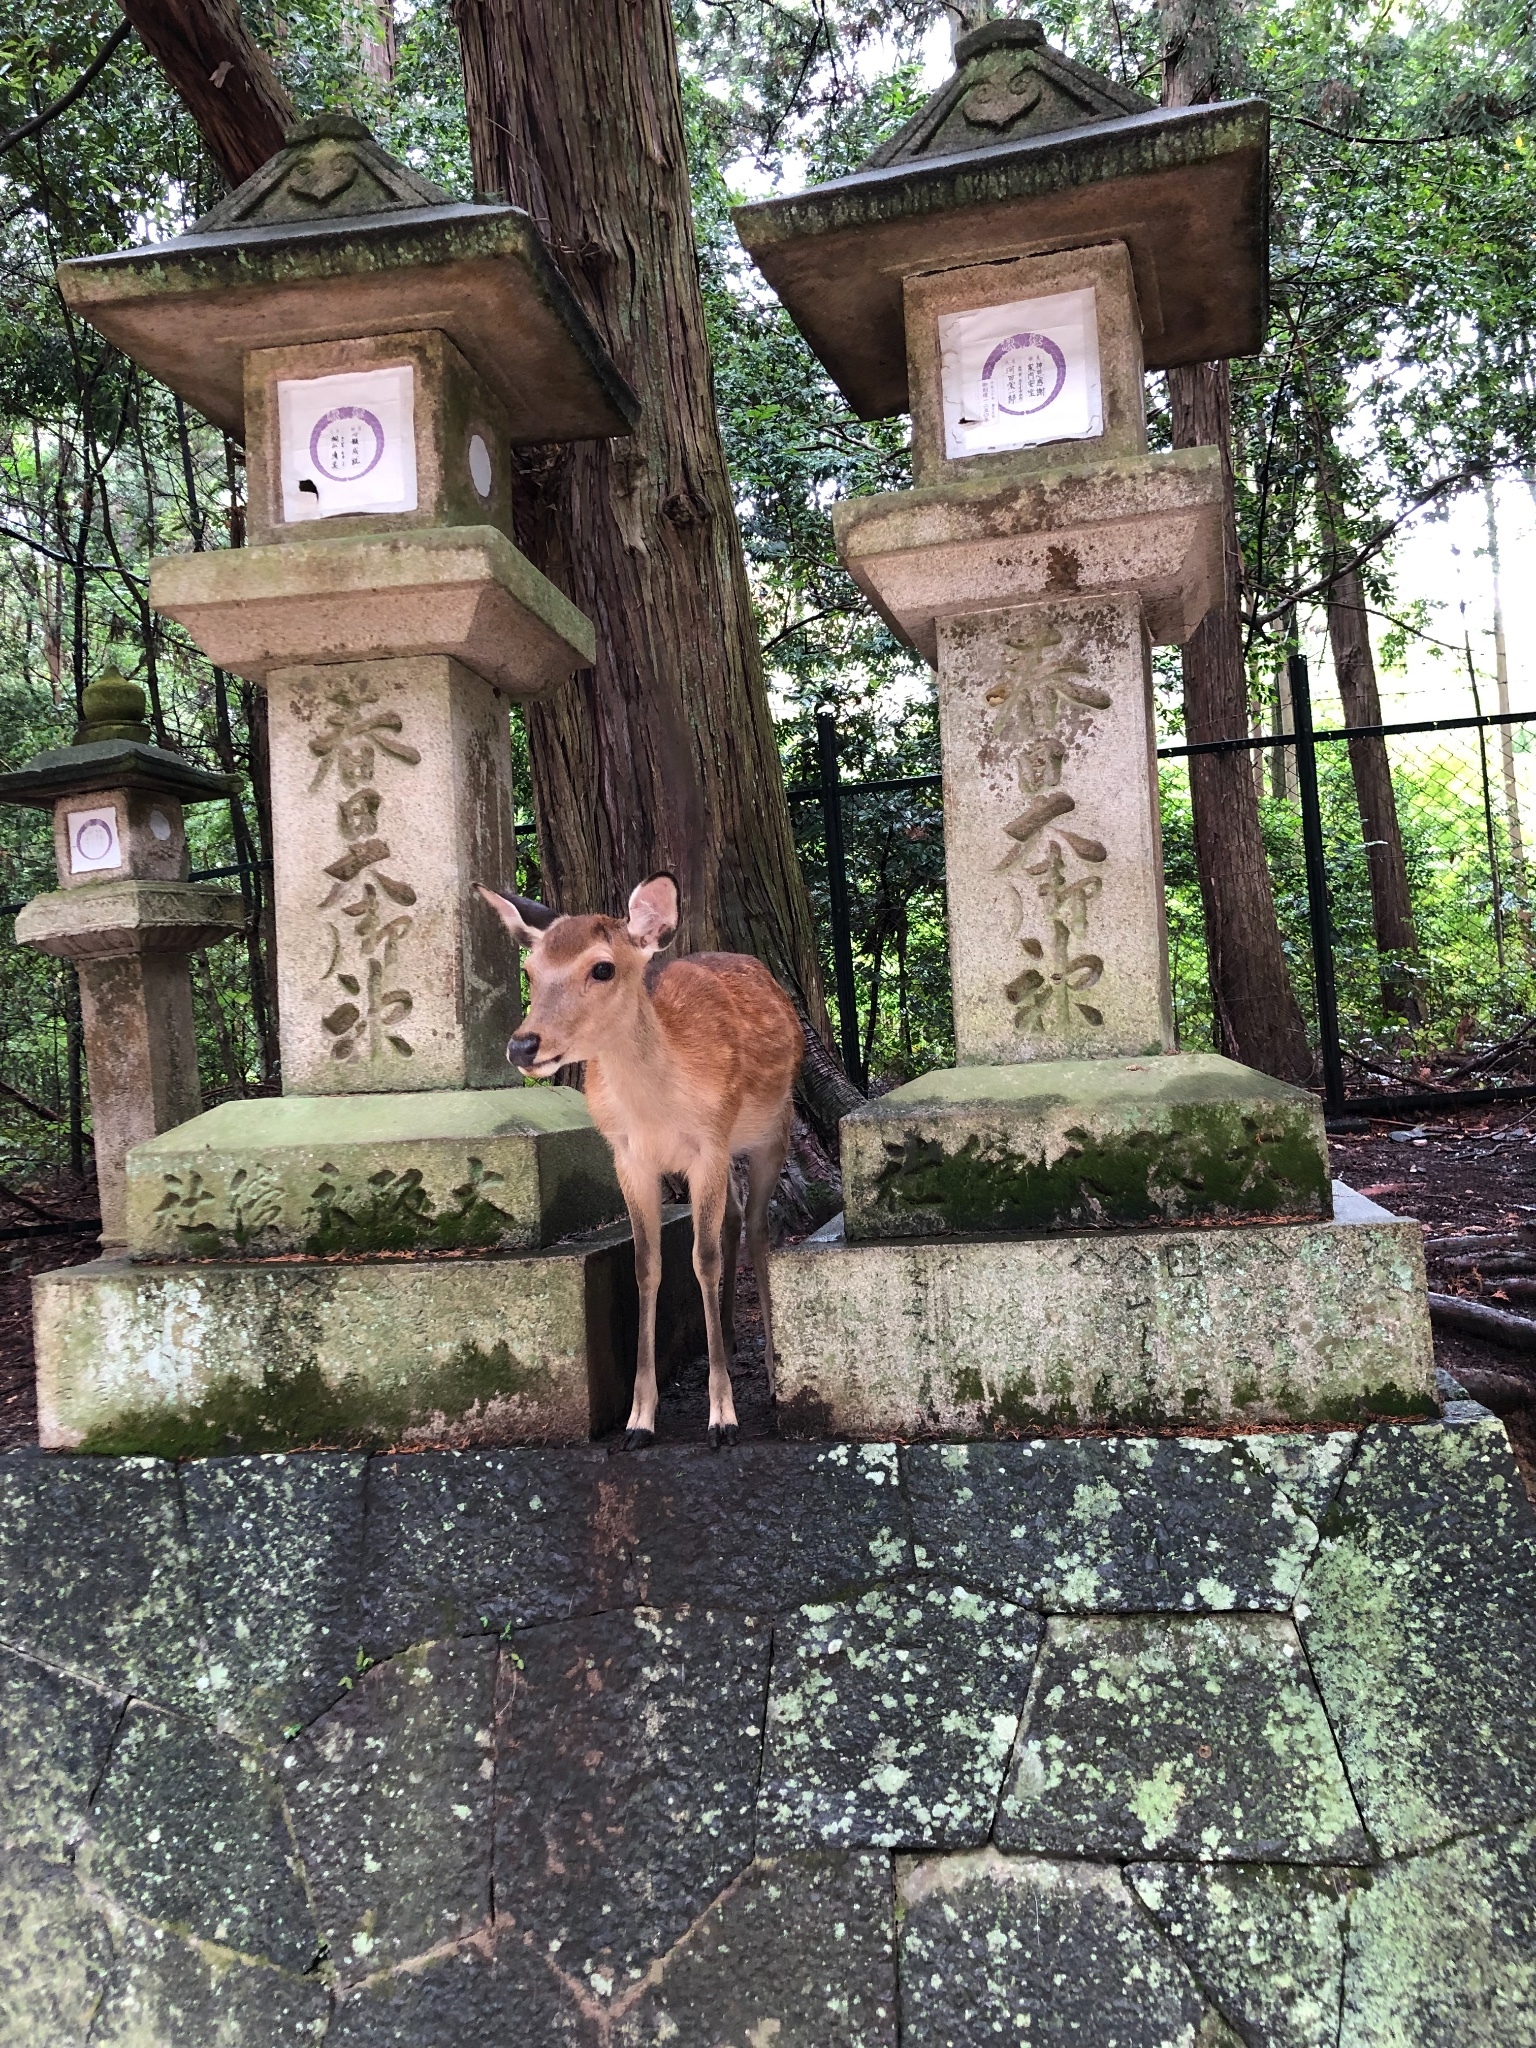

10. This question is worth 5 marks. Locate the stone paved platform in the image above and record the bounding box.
[1,1415,1533,2044]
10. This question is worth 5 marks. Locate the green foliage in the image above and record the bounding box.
[1162,727,1536,1068]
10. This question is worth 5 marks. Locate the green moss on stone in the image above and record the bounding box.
[867,1098,1328,1235]
[77,1336,551,1458]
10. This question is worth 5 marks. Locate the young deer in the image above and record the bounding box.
[477,875,802,1448]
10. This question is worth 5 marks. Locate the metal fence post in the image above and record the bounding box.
[1289,652,1347,1118]
[815,709,865,1090]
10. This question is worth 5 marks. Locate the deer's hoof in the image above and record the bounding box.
[708,1423,739,1450]
[621,1427,654,1452]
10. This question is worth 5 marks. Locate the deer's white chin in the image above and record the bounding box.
[527,1056,565,1078]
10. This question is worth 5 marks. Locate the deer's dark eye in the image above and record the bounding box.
[591,960,615,982]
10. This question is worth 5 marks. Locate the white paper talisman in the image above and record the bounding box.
[938,288,1103,460]
[66,806,122,874]
[278,364,418,523]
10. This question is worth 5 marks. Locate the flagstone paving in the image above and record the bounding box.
[0,1413,1532,2045]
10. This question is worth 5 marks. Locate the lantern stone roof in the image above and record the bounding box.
[55,113,639,445]
[732,18,1269,420]
[0,674,237,809]
[865,17,1153,165]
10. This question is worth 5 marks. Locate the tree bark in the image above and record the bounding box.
[1168,365,1313,1078]
[1160,0,1313,1082]
[116,0,294,186]
[1308,406,1420,1009]
[1325,565,1420,991]
[451,0,854,1136]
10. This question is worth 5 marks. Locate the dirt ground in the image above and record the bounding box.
[4,1108,1535,1497]
[1328,1100,1536,1494]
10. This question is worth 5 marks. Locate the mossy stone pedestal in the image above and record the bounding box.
[33,1207,704,1456]
[841,1053,1332,1241]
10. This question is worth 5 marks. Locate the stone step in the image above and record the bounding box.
[124,1086,624,1259]
[841,1052,1331,1241]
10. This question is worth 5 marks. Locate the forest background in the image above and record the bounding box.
[2,0,1535,1185]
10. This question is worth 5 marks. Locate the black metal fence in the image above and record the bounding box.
[795,665,1536,1120]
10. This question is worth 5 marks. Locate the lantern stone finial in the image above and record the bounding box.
[75,669,151,745]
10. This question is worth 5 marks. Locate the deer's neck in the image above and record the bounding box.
[586,990,679,1131]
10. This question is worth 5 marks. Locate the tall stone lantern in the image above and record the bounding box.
[0,672,243,1247]
[29,115,704,1454]
[739,20,1434,1434]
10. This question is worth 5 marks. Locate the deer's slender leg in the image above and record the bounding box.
[618,1162,664,1448]
[745,1105,792,1403]
[721,1166,743,1359]
[688,1153,739,1447]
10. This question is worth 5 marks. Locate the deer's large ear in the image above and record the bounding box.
[476,884,555,948]
[626,873,679,956]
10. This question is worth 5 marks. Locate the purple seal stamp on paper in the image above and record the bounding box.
[981,331,1068,416]
[309,405,386,482]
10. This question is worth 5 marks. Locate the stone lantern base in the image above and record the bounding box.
[837,1053,1333,1241]
[29,1083,691,1455]
[33,1206,702,1455]
[768,1184,1434,1438]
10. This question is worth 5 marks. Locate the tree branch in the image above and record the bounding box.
[117,0,296,186]
[0,521,145,587]
[1246,468,1483,631]
[1274,110,1465,148]
[0,17,136,156]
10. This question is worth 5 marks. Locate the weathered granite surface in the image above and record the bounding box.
[125,1089,624,1258]
[1297,1411,1536,1855]
[897,1849,1233,2044]
[773,1200,1433,1433]
[34,1205,705,1455]
[0,1418,1531,2044]
[997,1611,1368,1863]
[759,1581,1039,1849]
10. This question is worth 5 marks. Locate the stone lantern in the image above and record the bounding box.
[29,116,702,1453]
[737,20,1433,1433]
[0,671,243,1247]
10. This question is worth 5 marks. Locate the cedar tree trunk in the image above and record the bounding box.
[1311,413,1419,1010]
[452,0,854,1136]
[1168,366,1312,1077]
[1161,0,1312,1081]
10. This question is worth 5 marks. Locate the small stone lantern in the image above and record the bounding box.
[0,672,243,1246]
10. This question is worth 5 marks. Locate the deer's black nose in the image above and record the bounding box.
[507,1032,541,1068]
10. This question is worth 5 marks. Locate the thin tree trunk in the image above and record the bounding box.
[359,1,397,91]
[1485,482,1531,903]
[861,924,886,1079]
[1324,563,1421,1010]
[452,0,856,1141]
[1160,0,1312,1082]
[116,0,294,185]
[1309,398,1420,1009]
[1168,367,1312,1079]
